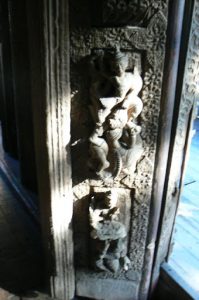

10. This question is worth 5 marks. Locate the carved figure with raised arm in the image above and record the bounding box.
[89,190,131,273]
[89,47,143,180]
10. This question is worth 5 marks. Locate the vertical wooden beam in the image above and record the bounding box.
[151,0,198,294]
[139,1,186,299]
[26,0,75,299]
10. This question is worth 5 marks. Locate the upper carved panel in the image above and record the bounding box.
[70,8,168,187]
[102,0,168,26]
[71,11,167,70]
[69,0,168,28]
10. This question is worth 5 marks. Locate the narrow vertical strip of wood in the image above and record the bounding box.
[44,0,75,299]
[139,1,186,299]
[151,0,196,292]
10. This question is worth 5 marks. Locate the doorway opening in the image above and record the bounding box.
[168,104,199,297]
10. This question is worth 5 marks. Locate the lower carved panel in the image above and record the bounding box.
[76,271,139,300]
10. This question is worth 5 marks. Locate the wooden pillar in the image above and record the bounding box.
[139,1,186,298]
[150,0,196,295]
[26,0,75,299]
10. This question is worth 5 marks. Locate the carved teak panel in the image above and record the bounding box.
[70,1,168,299]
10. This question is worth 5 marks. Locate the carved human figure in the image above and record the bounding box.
[89,48,143,179]
[89,191,131,273]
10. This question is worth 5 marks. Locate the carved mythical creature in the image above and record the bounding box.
[89,191,131,273]
[89,48,143,180]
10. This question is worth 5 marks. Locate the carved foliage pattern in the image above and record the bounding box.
[71,11,167,70]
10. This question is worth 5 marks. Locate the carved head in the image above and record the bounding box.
[103,48,128,77]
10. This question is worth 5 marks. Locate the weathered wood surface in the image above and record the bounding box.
[169,118,199,295]
[26,0,75,298]
[152,0,199,293]
[141,0,185,296]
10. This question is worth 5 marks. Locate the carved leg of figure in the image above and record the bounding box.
[122,256,131,271]
[95,259,107,271]
[112,239,131,271]
[102,239,123,273]
[89,130,110,175]
[92,145,110,175]
[104,257,120,273]
[95,240,110,271]
[127,122,141,148]
[111,238,124,259]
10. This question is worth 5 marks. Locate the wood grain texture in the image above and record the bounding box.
[26,0,75,299]
[43,1,75,298]
[151,0,198,293]
[140,0,186,297]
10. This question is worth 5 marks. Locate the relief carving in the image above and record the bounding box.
[89,190,131,273]
[71,1,169,296]
[88,48,144,181]
[102,0,167,26]
[71,10,167,70]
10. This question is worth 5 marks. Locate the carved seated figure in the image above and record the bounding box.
[89,47,143,180]
[89,191,131,273]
